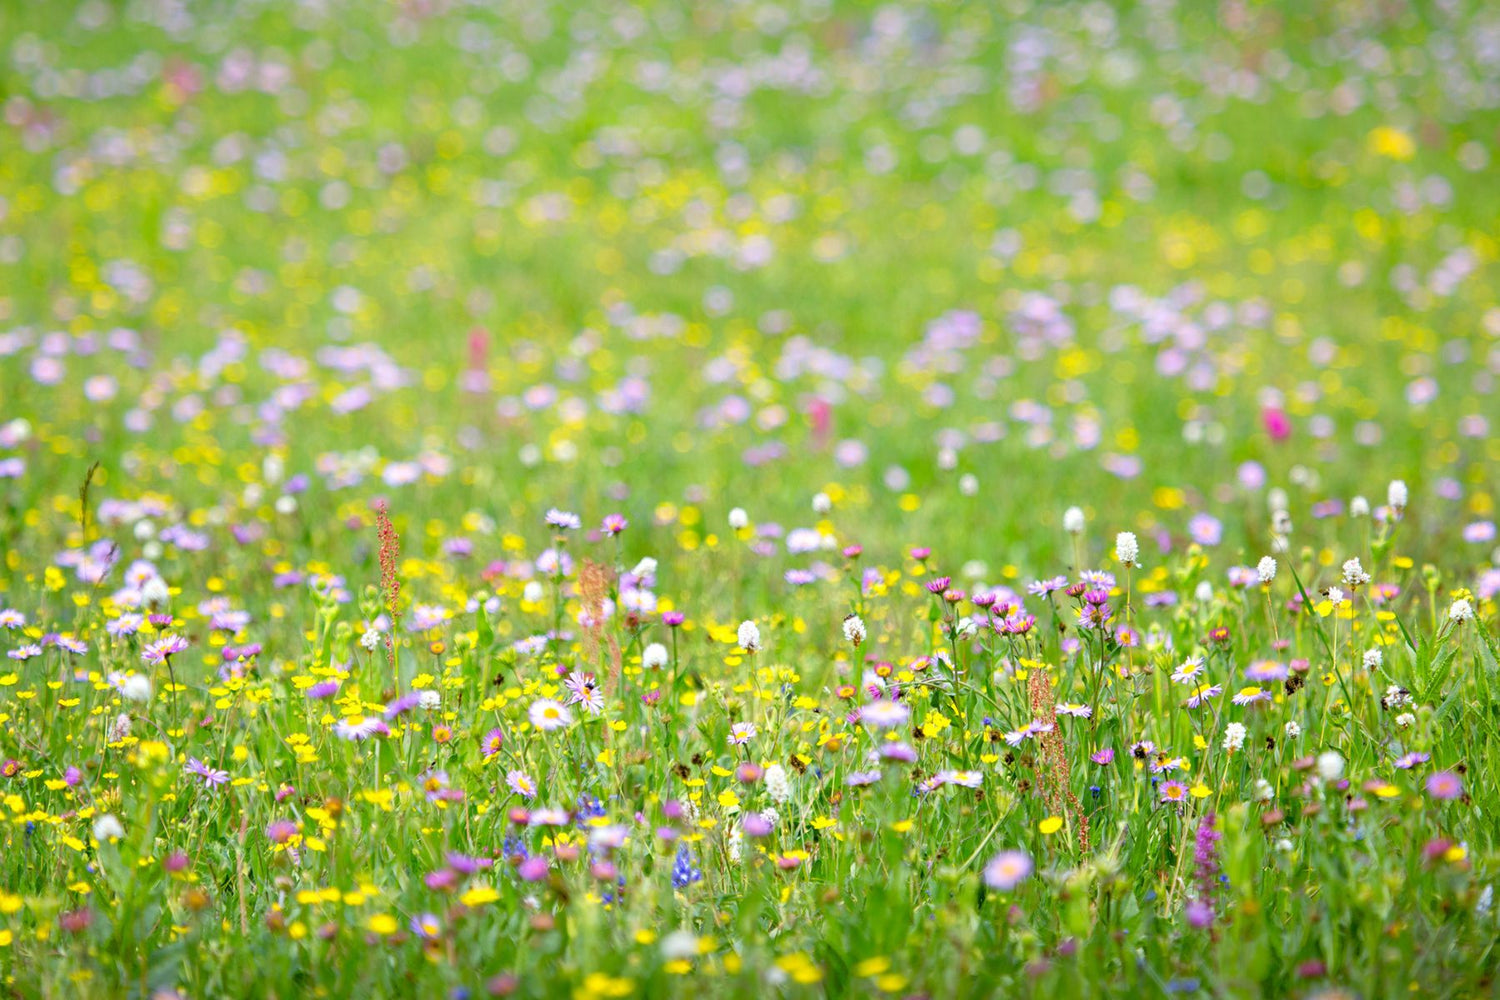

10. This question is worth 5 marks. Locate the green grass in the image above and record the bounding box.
[0,0,1498,996]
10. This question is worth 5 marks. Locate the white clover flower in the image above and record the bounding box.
[1253,778,1275,802]
[1222,722,1247,753]
[108,713,132,742]
[661,930,700,961]
[1362,649,1383,671]
[120,673,153,703]
[1350,495,1370,518]
[1388,479,1408,510]
[1449,598,1475,623]
[359,628,381,652]
[141,576,170,608]
[1283,720,1301,740]
[1115,531,1139,567]
[418,690,441,710]
[1256,556,1277,584]
[1316,751,1344,781]
[1063,506,1086,535]
[737,620,762,652]
[842,615,866,646]
[1384,685,1410,709]
[642,642,669,670]
[1327,587,1345,606]
[764,764,791,805]
[1341,557,1370,588]
[92,814,124,842]
[1395,712,1416,728]
[728,507,749,530]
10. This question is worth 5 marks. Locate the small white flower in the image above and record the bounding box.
[812,492,832,514]
[1327,587,1345,606]
[92,814,125,842]
[522,581,545,604]
[1384,684,1410,709]
[1115,531,1139,567]
[141,576,170,609]
[1395,711,1416,728]
[1449,598,1475,623]
[1363,648,1383,671]
[359,628,381,652]
[1256,556,1277,584]
[959,474,978,497]
[1283,720,1301,739]
[1271,509,1293,536]
[119,673,153,703]
[1341,557,1370,588]
[1222,722,1247,753]
[728,507,750,530]
[1350,495,1370,517]
[1063,506,1086,535]
[764,764,791,805]
[842,615,866,646]
[1388,479,1408,511]
[418,690,441,710]
[1316,751,1344,781]
[661,930,700,961]
[274,495,298,515]
[108,713,132,742]
[1253,778,1275,802]
[737,620,762,652]
[642,642,669,670]
[631,557,658,579]
[1194,581,1215,603]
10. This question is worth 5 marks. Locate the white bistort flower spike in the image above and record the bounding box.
[1388,479,1408,512]
[642,642,669,670]
[1256,556,1277,584]
[1063,506,1086,535]
[737,619,762,652]
[1115,531,1139,567]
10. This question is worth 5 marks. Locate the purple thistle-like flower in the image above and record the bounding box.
[384,692,422,719]
[306,679,339,699]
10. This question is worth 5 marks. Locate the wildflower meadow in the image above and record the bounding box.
[3,1,1500,997]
